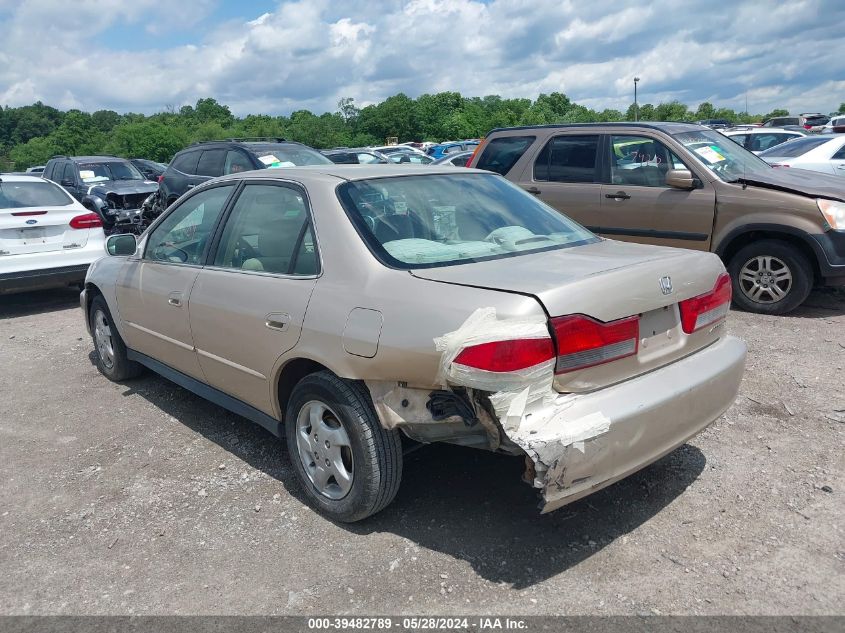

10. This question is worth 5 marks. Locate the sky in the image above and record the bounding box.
[0,0,843,117]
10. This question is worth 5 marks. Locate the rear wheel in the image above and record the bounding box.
[728,240,812,315]
[285,371,402,522]
[89,295,143,381]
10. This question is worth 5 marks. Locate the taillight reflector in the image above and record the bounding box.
[11,211,47,216]
[157,175,165,183]
[551,314,639,373]
[453,338,554,373]
[69,213,103,229]
[679,272,732,334]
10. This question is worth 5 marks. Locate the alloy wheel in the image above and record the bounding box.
[738,255,793,304]
[295,400,354,500]
[93,309,115,369]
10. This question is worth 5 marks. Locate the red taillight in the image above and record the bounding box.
[69,213,103,229]
[465,139,486,168]
[157,175,164,183]
[453,338,554,373]
[11,211,47,216]
[550,314,639,373]
[679,273,732,334]
[803,124,812,129]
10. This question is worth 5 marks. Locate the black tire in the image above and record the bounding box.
[88,295,143,381]
[285,371,402,522]
[728,240,813,315]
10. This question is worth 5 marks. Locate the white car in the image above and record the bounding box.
[759,135,845,176]
[369,145,428,157]
[0,175,106,294]
[820,115,845,134]
[721,127,806,154]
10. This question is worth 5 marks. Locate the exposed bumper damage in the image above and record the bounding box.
[367,308,747,513]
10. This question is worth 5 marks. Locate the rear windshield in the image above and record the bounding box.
[336,173,597,269]
[475,136,535,175]
[759,136,830,158]
[0,181,73,208]
[249,144,332,167]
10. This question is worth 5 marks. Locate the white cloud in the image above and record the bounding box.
[0,0,842,117]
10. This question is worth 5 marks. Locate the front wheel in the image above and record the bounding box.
[728,240,812,315]
[285,371,402,522]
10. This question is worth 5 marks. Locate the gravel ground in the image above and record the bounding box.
[0,287,842,616]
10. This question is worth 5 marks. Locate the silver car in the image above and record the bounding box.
[81,165,747,522]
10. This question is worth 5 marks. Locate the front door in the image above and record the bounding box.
[597,134,716,250]
[519,133,604,227]
[115,183,236,379]
[188,182,319,415]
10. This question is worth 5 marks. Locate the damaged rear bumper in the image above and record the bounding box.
[505,335,747,513]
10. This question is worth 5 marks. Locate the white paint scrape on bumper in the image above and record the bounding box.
[502,335,747,513]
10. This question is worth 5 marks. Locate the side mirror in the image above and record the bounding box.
[60,179,75,188]
[665,169,696,189]
[106,234,137,256]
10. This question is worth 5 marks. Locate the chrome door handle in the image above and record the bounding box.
[605,191,631,200]
[168,292,182,307]
[265,312,291,331]
[525,186,542,195]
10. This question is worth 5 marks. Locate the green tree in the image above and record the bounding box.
[10,136,59,170]
[105,121,189,162]
[838,102,845,114]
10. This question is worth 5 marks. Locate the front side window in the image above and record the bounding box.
[196,149,227,177]
[608,135,691,187]
[534,135,600,183]
[831,144,845,160]
[337,173,597,269]
[213,184,317,275]
[475,136,535,175]
[224,150,254,175]
[62,163,76,184]
[145,185,234,265]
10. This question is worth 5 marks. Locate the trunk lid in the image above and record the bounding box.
[0,205,91,256]
[411,239,727,392]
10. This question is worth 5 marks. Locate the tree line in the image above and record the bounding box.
[2,93,843,171]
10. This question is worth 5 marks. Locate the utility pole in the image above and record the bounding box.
[634,77,640,121]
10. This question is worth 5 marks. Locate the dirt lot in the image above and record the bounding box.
[0,287,842,616]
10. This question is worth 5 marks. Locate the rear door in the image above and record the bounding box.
[115,183,236,379]
[188,182,319,415]
[514,133,604,227]
[0,179,92,256]
[598,133,715,250]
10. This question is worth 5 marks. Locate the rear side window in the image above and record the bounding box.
[196,149,227,177]
[475,136,535,175]
[832,145,845,160]
[534,135,600,183]
[759,137,830,158]
[0,181,74,208]
[171,151,201,175]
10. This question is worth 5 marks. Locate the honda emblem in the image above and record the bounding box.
[659,276,673,295]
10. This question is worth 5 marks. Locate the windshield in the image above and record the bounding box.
[252,145,332,167]
[337,173,598,269]
[0,180,73,208]
[759,136,830,158]
[672,129,773,181]
[79,161,144,183]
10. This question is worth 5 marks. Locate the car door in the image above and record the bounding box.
[831,143,845,176]
[115,183,237,379]
[598,134,716,250]
[188,181,319,415]
[516,134,603,227]
[61,163,83,200]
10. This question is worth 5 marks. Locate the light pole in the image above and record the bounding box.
[634,77,640,121]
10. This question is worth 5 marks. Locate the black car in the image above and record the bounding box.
[159,138,331,206]
[130,158,168,181]
[321,148,389,164]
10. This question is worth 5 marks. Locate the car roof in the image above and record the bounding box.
[487,121,705,135]
[0,174,50,182]
[63,156,127,163]
[209,164,488,186]
[181,140,307,151]
[724,127,802,134]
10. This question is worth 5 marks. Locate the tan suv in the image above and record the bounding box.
[469,123,845,314]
